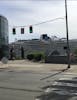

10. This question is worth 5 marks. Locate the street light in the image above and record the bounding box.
[65,0,70,68]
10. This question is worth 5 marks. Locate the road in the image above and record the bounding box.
[0,60,77,100]
[36,73,77,100]
[0,66,67,100]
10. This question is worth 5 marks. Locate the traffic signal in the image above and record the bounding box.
[12,28,16,35]
[21,28,24,34]
[29,25,33,33]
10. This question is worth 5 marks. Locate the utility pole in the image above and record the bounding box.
[65,0,70,68]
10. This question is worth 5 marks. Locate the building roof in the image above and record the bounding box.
[0,15,8,21]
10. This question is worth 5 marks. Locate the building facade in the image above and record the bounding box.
[0,15,9,59]
[9,39,50,59]
[9,38,77,62]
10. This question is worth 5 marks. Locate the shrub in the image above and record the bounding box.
[27,54,34,60]
[74,49,77,56]
[15,57,22,60]
[27,52,45,62]
[34,53,42,61]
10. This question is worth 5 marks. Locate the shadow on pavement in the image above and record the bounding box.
[36,92,73,100]
[36,75,77,100]
[40,68,68,80]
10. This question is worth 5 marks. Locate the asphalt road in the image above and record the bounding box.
[36,73,77,100]
[0,62,77,100]
[0,67,66,100]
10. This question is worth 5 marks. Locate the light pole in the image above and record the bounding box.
[65,0,70,68]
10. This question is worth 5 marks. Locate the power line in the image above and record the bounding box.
[10,16,65,28]
[34,16,65,26]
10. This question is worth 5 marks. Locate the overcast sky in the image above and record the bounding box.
[0,0,77,43]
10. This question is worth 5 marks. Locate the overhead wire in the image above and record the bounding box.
[10,16,65,28]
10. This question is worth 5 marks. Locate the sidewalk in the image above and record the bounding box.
[0,60,77,74]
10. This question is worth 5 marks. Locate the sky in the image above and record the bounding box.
[0,0,77,43]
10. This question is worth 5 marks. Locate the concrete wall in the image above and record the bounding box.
[45,55,77,64]
[45,55,67,64]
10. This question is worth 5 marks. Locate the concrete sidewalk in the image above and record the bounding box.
[0,60,77,74]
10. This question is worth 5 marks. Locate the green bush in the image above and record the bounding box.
[74,49,77,55]
[15,57,21,60]
[27,54,34,60]
[27,52,45,61]
[34,53,42,61]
